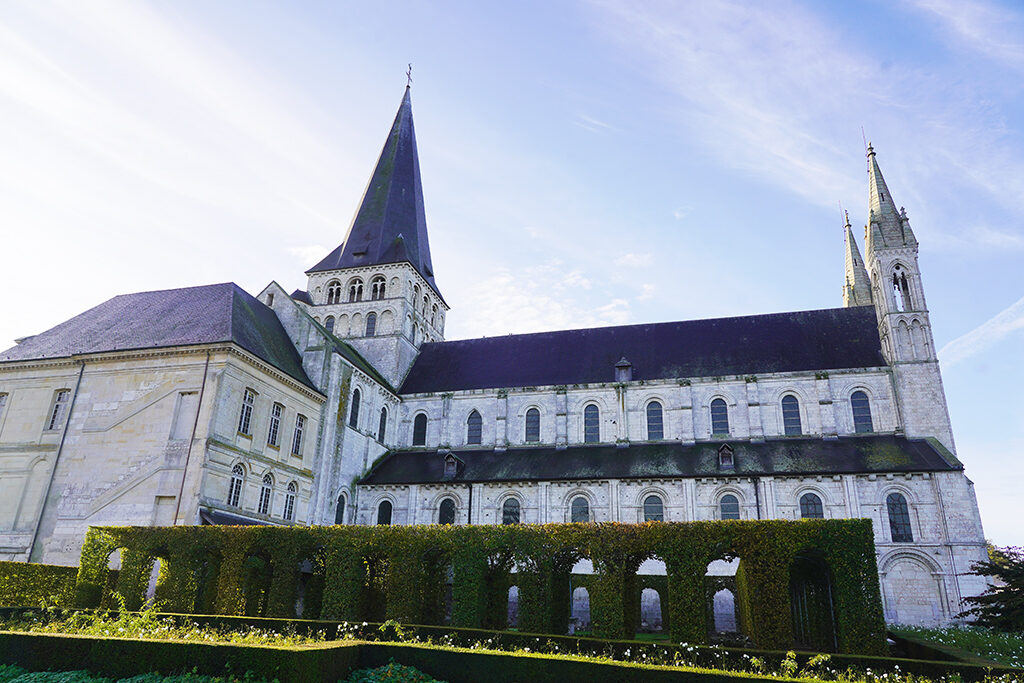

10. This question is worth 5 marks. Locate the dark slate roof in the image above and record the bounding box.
[0,283,318,391]
[400,306,885,393]
[290,289,313,305]
[200,508,270,526]
[359,435,960,485]
[308,88,443,300]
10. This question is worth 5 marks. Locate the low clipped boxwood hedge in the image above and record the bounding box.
[0,562,77,608]
[72,519,887,654]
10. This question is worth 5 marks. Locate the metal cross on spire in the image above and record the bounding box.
[406,63,413,87]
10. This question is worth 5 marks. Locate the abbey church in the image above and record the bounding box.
[0,88,988,627]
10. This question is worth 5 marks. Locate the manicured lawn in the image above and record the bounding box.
[890,625,1024,669]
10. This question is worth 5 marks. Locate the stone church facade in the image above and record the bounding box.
[0,88,987,626]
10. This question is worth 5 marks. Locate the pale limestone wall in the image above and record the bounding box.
[0,345,324,566]
[397,369,898,450]
[357,467,987,627]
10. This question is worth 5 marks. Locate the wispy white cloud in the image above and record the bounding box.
[288,245,330,266]
[908,0,1024,70]
[614,252,653,267]
[573,113,615,133]
[939,294,1024,366]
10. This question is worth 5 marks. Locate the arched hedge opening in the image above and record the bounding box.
[74,519,886,654]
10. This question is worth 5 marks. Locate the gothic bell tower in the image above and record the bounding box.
[862,144,955,450]
[302,87,448,387]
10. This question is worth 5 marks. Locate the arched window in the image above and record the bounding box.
[370,276,386,300]
[283,482,297,521]
[570,496,590,523]
[646,401,664,441]
[324,316,335,334]
[335,494,346,525]
[466,410,482,445]
[412,413,428,446]
[365,312,377,337]
[643,495,664,522]
[525,408,540,443]
[851,391,873,433]
[326,280,342,304]
[799,492,824,519]
[720,494,740,520]
[583,404,599,443]
[711,399,729,436]
[422,296,429,316]
[892,266,912,312]
[348,278,363,302]
[887,492,913,542]
[258,474,273,515]
[377,500,392,526]
[501,498,520,525]
[431,304,438,326]
[378,407,388,443]
[227,464,244,507]
[781,395,802,435]
[438,498,456,525]
[348,388,360,429]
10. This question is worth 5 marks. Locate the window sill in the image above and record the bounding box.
[267,444,280,451]
[237,431,252,438]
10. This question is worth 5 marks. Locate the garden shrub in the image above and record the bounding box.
[69,519,887,654]
[0,562,77,608]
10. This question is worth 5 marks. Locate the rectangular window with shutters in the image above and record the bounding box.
[169,392,199,441]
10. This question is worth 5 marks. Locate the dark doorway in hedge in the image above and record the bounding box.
[361,555,388,623]
[706,556,746,646]
[789,553,838,652]
[295,548,327,619]
[242,553,273,617]
[191,552,221,615]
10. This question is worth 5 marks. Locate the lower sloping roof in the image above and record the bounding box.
[0,283,317,391]
[358,435,959,485]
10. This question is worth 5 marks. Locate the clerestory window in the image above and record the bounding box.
[525,408,540,443]
[710,398,729,436]
[646,401,664,441]
[781,395,802,435]
[412,413,427,446]
[583,404,599,443]
[466,410,482,445]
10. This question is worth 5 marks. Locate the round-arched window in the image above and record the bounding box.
[525,408,540,443]
[711,398,729,435]
[412,413,427,446]
[799,492,823,519]
[466,410,482,445]
[646,401,664,440]
[643,495,664,522]
[439,498,456,525]
[781,394,802,435]
[720,494,740,520]
[377,500,393,526]
[570,496,590,523]
[583,404,600,443]
[501,498,520,525]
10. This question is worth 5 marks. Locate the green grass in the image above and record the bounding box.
[889,625,1024,669]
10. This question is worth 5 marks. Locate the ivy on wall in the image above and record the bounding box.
[73,519,886,655]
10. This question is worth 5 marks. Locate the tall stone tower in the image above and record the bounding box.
[862,145,955,450]
[304,87,448,387]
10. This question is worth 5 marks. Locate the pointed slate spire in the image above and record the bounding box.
[308,87,442,298]
[865,143,917,253]
[843,211,872,307]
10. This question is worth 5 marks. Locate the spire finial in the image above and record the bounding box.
[844,209,851,228]
[866,141,875,158]
[406,63,413,88]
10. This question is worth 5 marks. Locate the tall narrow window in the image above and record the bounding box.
[371,276,386,300]
[377,500,392,525]
[570,496,590,523]
[646,401,664,440]
[412,413,427,446]
[258,474,273,515]
[799,492,824,519]
[781,395,802,435]
[892,267,912,312]
[365,312,377,337]
[466,410,482,445]
[851,391,873,433]
[378,407,387,443]
[237,389,255,435]
[583,404,599,443]
[291,414,305,456]
[325,316,335,334]
[0,393,7,421]
[326,280,342,304]
[502,498,520,525]
[335,494,346,525]
[887,493,913,542]
[643,495,664,522]
[348,388,360,429]
[283,482,297,521]
[267,403,282,448]
[47,389,71,431]
[348,279,363,302]
[710,398,729,436]
[431,304,438,326]
[525,408,540,443]
[720,494,740,520]
[227,464,244,507]
[439,498,456,525]
[422,296,429,316]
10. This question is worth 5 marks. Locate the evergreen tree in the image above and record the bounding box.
[958,545,1024,631]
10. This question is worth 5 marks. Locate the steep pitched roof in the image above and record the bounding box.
[0,283,317,391]
[359,435,960,485]
[844,213,872,307]
[307,88,442,299]
[399,306,885,394]
[866,144,917,251]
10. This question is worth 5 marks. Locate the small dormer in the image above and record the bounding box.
[441,451,464,480]
[718,443,735,470]
[614,357,633,382]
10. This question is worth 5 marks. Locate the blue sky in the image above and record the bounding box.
[1,1,1022,544]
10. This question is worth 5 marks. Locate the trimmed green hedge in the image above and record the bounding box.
[72,520,887,654]
[0,562,77,608]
